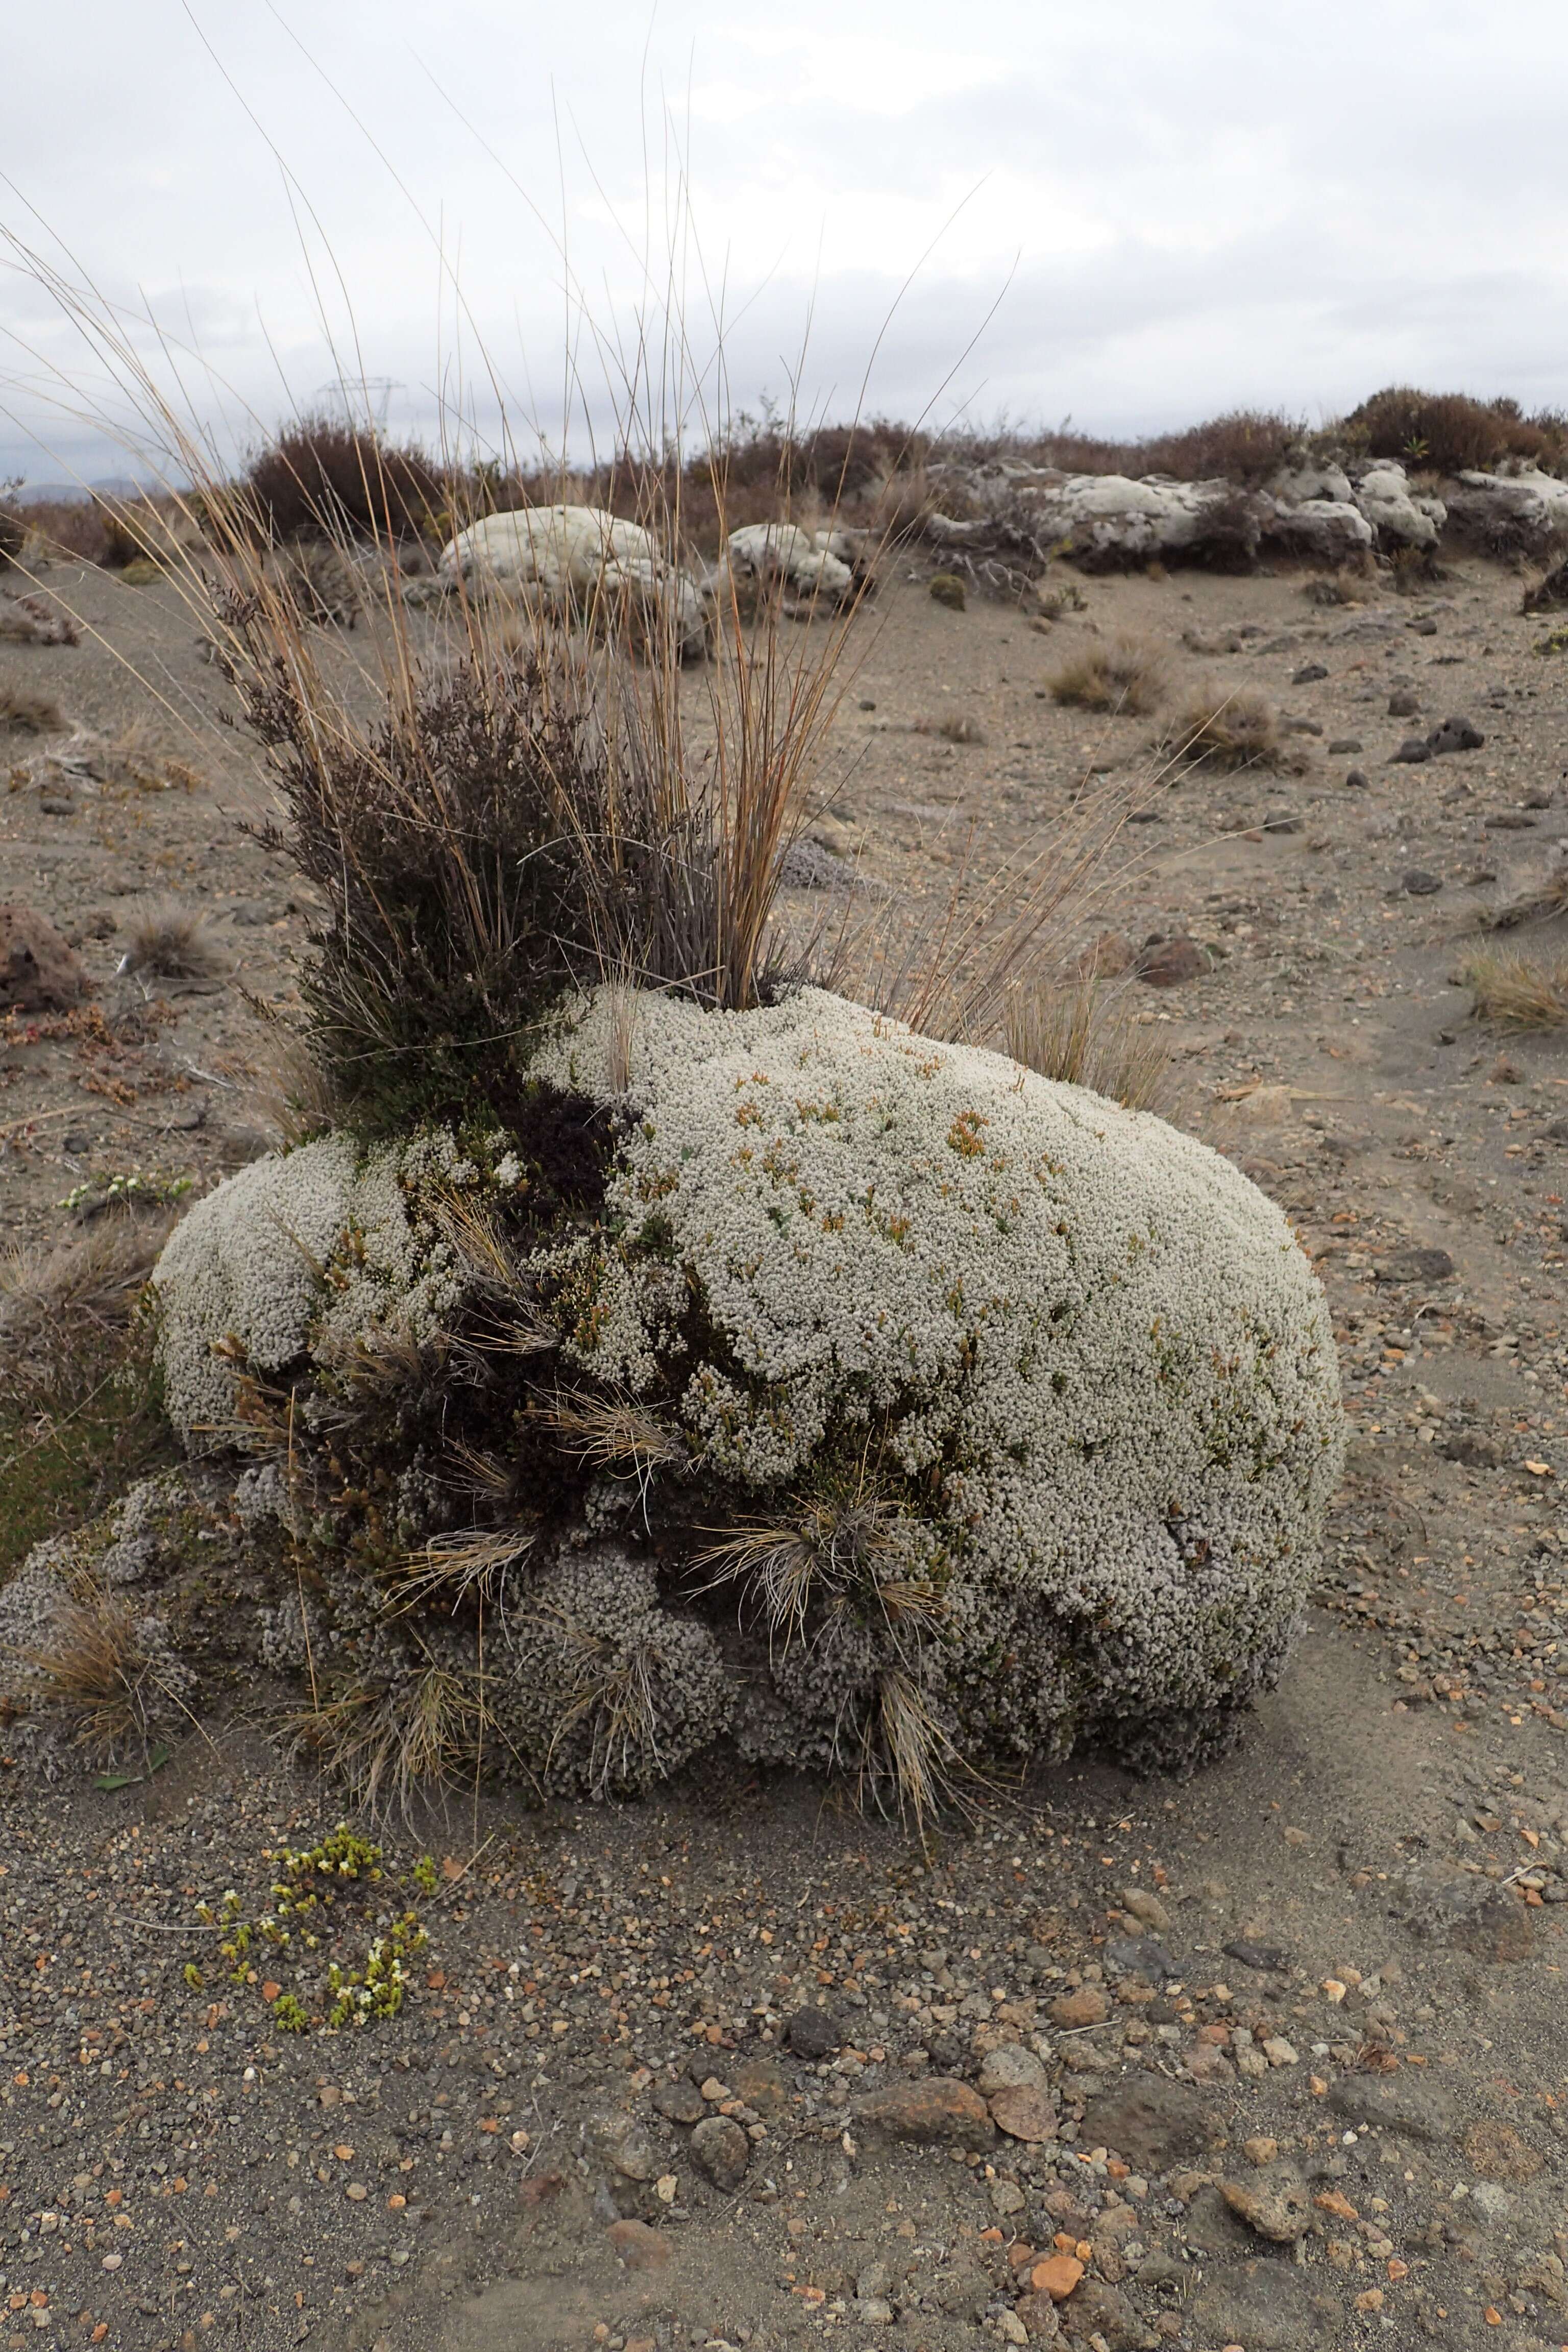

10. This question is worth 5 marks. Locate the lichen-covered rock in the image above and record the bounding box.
[527,987,1342,1768]
[981,473,1264,570]
[148,986,1343,1790]
[440,505,710,660]
[152,1131,465,1451]
[1350,461,1447,548]
[491,1545,733,1795]
[1259,475,1374,561]
[1444,464,1568,553]
[722,523,857,608]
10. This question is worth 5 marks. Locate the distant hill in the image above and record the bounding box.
[5,476,160,507]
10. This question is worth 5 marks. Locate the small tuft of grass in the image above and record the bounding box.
[1047,636,1170,716]
[913,712,987,745]
[1464,949,1568,1031]
[548,1621,666,1800]
[0,684,63,733]
[14,1580,176,1755]
[1004,977,1177,1114]
[857,1668,968,1835]
[0,1215,168,1412]
[1158,685,1281,769]
[0,1214,177,1576]
[1522,555,1568,616]
[533,1386,687,1479]
[287,1659,488,1818]
[116,900,229,984]
[1300,568,1367,607]
[1386,544,1446,595]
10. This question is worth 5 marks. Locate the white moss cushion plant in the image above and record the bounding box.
[149,987,1344,1802]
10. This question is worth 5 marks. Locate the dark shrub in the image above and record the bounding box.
[1028,409,1301,487]
[246,416,446,544]
[0,503,23,570]
[225,607,754,1135]
[1343,388,1568,476]
[480,416,927,558]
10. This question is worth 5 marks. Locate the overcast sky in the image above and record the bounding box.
[3,0,1565,484]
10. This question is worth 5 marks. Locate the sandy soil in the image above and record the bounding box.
[3,548,1568,2352]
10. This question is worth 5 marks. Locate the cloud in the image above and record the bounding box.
[2,0,1565,481]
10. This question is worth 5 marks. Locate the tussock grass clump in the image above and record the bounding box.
[287,1663,489,1816]
[0,1215,167,1413]
[0,684,63,733]
[180,457,863,1133]
[1047,635,1171,716]
[1004,977,1177,1114]
[1386,544,1447,595]
[0,1215,176,1573]
[1464,949,1568,1030]
[116,899,228,984]
[1523,555,1568,615]
[1300,566,1370,607]
[1158,685,1281,770]
[14,1582,173,1755]
[231,634,799,1134]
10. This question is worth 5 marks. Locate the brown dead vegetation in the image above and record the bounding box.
[1158,685,1282,770]
[1047,636,1171,716]
[1464,948,1568,1031]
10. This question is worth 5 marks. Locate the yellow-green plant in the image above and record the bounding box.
[193,1823,435,2033]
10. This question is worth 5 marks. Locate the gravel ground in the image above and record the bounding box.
[4,545,1568,2350]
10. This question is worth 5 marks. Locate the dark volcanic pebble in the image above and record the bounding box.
[787,2003,843,2059]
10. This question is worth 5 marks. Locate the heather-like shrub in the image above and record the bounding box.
[1343,387,1568,477]
[225,617,813,1135]
[246,416,446,544]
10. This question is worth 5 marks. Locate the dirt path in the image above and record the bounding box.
[3,549,1567,2351]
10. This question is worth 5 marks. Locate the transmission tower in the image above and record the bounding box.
[311,378,403,432]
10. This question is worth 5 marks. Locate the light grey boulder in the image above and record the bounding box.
[1443,464,1568,551]
[722,522,858,607]
[1351,462,1447,548]
[999,473,1263,569]
[1261,495,1374,560]
[440,504,710,659]
[148,987,1345,1788]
